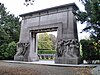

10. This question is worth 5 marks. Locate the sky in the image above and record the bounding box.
[0,0,89,40]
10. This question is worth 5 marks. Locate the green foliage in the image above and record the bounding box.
[38,33,56,50]
[5,41,16,59]
[0,3,20,60]
[49,34,57,50]
[38,50,56,54]
[76,0,100,63]
[0,4,20,44]
[80,39,100,63]
[76,0,100,42]
[0,41,16,60]
[0,44,8,59]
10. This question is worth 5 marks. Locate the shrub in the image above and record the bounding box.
[38,50,56,54]
[0,41,16,60]
[0,44,8,59]
[80,39,100,64]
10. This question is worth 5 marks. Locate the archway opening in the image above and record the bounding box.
[29,27,58,63]
[37,31,57,62]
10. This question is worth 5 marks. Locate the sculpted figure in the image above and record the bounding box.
[67,39,79,57]
[56,39,79,58]
[15,42,30,58]
[62,39,79,58]
[63,40,71,57]
[15,42,23,56]
[56,40,64,57]
[22,42,30,56]
[68,39,75,57]
[73,39,80,56]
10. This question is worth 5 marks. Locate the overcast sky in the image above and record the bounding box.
[0,0,89,40]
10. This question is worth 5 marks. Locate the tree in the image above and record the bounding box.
[38,33,55,50]
[80,39,100,63]
[76,0,100,62]
[0,3,21,59]
[49,34,57,50]
[76,0,100,42]
[80,39,97,63]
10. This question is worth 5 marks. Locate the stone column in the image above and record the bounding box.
[28,32,39,61]
[35,34,38,55]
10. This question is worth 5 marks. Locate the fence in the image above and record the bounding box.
[38,54,55,60]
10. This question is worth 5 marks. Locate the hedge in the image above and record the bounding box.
[38,50,56,54]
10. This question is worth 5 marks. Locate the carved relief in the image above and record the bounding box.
[15,42,30,57]
[56,40,64,57]
[56,39,79,58]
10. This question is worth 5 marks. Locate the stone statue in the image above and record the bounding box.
[14,42,30,61]
[22,42,30,56]
[15,43,23,56]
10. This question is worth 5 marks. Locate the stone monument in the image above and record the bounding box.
[14,3,82,64]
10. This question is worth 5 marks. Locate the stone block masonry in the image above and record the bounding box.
[14,3,82,64]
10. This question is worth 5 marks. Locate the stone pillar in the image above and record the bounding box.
[36,33,38,55]
[55,7,82,64]
[28,32,39,62]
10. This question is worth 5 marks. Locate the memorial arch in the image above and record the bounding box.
[14,3,81,64]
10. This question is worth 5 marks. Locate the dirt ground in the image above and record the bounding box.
[0,61,94,75]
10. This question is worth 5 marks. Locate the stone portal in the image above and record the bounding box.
[14,3,82,64]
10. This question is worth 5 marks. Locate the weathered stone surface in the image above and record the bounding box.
[55,57,82,64]
[91,66,100,75]
[14,3,81,64]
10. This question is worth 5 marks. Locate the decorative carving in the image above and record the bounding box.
[15,42,30,57]
[56,40,64,57]
[56,39,79,58]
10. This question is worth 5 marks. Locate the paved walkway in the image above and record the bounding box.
[0,60,94,75]
[4,60,98,67]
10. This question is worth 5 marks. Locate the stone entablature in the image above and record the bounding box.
[20,3,78,19]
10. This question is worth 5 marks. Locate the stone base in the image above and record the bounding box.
[14,55,28,62]
[14,53,39,62]
[55,57,82,64]
[28,54,39,62]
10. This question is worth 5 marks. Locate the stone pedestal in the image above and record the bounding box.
[28,53,39,62]
[55,57,82,64]
[14,55,24,61]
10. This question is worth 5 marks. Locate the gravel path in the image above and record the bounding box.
[0,61,94,75]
